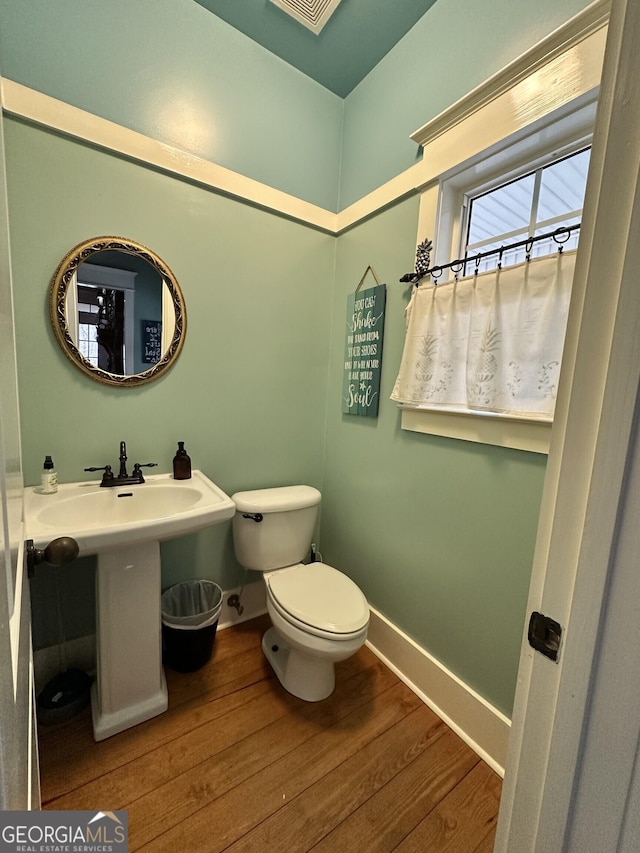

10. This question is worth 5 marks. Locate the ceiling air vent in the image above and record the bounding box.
[268,0,343,35]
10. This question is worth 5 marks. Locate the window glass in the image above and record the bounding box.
[467,172,535,247]
[78,323,99,366]
[464,147,590,274]
[537,148,590,223]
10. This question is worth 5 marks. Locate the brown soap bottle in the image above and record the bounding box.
[173,442,192,480]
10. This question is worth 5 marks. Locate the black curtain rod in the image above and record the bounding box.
[399,223,581,286]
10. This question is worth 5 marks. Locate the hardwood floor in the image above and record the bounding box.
[38,615,501,852]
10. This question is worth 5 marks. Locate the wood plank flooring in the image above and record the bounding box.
[38,615,501,852]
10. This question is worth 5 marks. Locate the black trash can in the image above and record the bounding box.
[161,580,223,673]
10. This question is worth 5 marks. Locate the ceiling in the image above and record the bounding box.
[194,0,436,97]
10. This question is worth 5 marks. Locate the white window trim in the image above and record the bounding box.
[401,39,602,454]
[401,406,552,454]
[437,128,594,279]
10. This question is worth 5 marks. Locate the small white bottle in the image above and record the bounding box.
[41,455,58,494]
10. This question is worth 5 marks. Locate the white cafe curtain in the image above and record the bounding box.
[390,250,576,418]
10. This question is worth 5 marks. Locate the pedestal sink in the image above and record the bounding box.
[24,471,235,740]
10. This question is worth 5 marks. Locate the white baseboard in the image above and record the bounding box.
[33,587,509,776]
[217,580,267,630]
[365,605,511,776]
[33,581,268,692]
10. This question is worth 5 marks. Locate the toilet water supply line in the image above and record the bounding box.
[227,569,249,616]
[226,544,323,616]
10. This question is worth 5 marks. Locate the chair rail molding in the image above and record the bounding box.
[1,0,609,235]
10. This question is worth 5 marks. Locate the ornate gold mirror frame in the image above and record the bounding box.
[49,237,186,387]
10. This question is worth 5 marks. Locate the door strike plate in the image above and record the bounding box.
[528,611,562,662]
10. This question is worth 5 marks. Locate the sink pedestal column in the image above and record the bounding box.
[91,540,167,741]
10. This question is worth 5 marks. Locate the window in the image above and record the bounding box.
[463,147,591,274]
[77,285,101,366]
[399,107,596,453]
[395,15,602,452]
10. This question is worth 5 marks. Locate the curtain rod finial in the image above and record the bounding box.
[399,272,420,285]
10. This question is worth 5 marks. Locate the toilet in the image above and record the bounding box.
[231,485,369,702]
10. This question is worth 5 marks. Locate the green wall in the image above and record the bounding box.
[6,118,545,713]
[339,0,594,207]
[0,0,593,211]
[5,118,335,648]
[322,198,547,714]
[0,0,343,210]
[1,0,588,713]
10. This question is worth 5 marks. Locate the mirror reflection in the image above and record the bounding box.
[49,238,186,387]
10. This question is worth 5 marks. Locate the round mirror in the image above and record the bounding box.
[49,237,186,387]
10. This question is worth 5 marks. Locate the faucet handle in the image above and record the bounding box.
[84,464,114,486]
[131,462,157,485]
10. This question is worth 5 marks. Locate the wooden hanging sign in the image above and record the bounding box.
[141,319,162,364]
[342,266,386,417]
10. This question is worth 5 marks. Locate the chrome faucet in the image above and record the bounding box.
[85,441,158,487]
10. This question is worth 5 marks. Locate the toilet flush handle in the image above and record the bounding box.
[242,512,263,522]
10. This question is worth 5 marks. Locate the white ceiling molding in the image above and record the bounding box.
[0,3,607,238]
[268,0,343,34]
[411,0,611,149]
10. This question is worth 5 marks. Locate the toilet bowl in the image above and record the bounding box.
[231,486,369,702]
[263,561,369,701]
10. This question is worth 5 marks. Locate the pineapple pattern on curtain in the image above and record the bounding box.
[391,250,576,418]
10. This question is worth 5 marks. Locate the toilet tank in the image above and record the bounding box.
[231,485,321,571]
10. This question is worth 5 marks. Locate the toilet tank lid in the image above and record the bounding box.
[232,485,321,513]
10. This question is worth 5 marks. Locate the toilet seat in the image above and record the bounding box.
[266,562,369,640]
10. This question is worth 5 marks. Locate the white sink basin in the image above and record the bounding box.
[24,469,236,554]
[25,468,236,742]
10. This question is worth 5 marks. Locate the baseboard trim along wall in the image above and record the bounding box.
[32,581,269,693]
[33,586,509,775]
[216,589,512,776]
[365,605,511,777]
[217,580,267,631]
